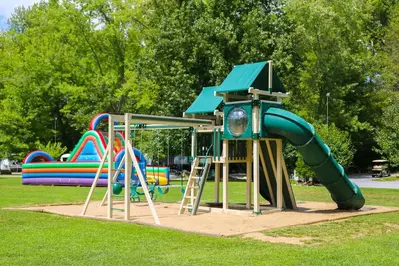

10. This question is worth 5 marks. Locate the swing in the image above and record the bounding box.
[130,182,157,202]
[180,129,192,195]
[154,129,172,195]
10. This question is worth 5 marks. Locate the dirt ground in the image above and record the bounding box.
[8,200,399,244]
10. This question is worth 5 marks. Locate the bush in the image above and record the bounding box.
[295,123,355,182]
[36,141,68,160]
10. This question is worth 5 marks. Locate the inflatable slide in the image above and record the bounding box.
[22,113,170,186]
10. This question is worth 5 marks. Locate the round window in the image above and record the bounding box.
[227,107,249,137]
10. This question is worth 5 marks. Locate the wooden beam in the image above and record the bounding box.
[266,140,277,176]
[276,139,283,209]
[246,140,252,209]
[124,113,132,220]
[126,141,160,225]
[130,114,213,127]
[99,154,125,207]
[107,116,114,219]
[259,142,276,206]
[248,88,289,98]
[222,139,229,211]
[282,154,297,210]
[81,144,110,215]
[253,94,260,213]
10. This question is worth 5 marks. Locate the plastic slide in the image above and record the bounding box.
[262,107,365,210]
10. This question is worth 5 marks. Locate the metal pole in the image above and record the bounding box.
[54,117,57,142]
[326,92,330,131]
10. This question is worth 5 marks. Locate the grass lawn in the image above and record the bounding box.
[1,175,399,265]
[374,176,399,182]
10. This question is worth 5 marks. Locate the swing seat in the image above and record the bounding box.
[130,183,157,202]
[157,186,170,195]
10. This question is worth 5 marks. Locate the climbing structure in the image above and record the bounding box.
[81,60,365,225]
[183,60,365,213]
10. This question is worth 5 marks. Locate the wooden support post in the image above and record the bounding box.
[259,142,276,206]
[253,93,260,213]
[222,94,229,211]
[222,139,229,211]
[246,140,252,209]
[266,140,277,177]
[282,154,297,210]
[191,129,197,158]
[276,139,283,209]
[100,154,125,207]
[214,162,220,203]
[81,144,110,215]
[126,141,160,225]
[124,113,132,220]
[190,129,197,207]
[107,116,114,219]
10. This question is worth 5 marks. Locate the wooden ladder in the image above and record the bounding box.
[178,156,212,215]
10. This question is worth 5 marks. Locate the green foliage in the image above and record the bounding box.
[295,123,355,181]
[36,141,68,160]
[374,92,399,166]
[0,0,398,169]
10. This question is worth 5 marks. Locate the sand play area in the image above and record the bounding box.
[8,201,399,240]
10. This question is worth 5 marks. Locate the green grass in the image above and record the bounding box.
[374,176,399,182]
[1,176,399,265]
[263,212,399,246]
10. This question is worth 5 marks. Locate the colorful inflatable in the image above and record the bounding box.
[22,113,170,186]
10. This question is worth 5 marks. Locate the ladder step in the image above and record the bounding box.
[184,196,197,199]
[112,207,124,211]
[112,195,124,198]
[194,166,204,169]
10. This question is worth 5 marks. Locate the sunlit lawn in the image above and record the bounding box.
[1,175,399,265]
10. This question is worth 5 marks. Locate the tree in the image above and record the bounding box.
[138,0,293,117]
[284,0,386,169]
[0,0,153,157]
[374,92,399,166]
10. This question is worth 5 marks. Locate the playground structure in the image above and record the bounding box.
[81,60,365,225]
[21,113,170,187]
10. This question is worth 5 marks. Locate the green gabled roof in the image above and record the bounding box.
[218,61,285,93]
[185,86,223,114]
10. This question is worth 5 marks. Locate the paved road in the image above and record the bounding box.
[349,174,399,189]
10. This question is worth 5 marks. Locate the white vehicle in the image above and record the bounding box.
[0,159,12,174]
[1,159,22,174]
[60,154,71,162]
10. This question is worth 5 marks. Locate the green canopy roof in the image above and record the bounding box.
[184,86,223,114]
[218,61,285,93]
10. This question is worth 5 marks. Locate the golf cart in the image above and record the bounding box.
[371,159,390,177]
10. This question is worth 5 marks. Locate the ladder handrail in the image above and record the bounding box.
[191,157,211,215]
[178,156,212,216]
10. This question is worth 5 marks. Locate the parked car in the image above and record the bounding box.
[0,159,11,174]
[0,159,21,174]
[371,159,390,177]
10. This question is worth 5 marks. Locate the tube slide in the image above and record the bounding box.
[263,108,365,210]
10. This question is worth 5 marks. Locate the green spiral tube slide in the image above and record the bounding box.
[263,107,365,210]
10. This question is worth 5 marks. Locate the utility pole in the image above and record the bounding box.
[54,116,57,143]
[326,92,330,135]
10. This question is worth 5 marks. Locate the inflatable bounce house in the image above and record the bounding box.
[22,113,170,186]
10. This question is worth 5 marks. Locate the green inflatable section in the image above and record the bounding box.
[22,162,111,169]
[263,107,365,210]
